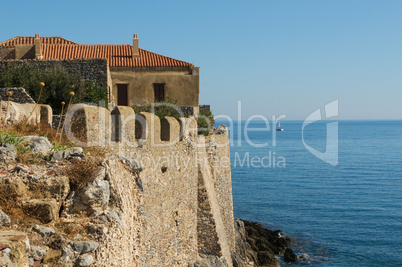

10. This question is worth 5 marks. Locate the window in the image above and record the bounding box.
[154,83,165,102]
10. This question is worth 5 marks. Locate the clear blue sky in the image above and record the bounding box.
[2,0,402,120]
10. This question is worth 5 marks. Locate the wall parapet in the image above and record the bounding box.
[64,104,198,148]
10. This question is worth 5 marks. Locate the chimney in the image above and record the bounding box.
[132,33,139,58]
[34,33,42,59]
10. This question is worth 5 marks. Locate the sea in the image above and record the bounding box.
[216,120,402,267]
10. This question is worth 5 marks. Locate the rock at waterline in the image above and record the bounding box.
[284,248,298,263]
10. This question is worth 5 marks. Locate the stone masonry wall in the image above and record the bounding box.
[0,59,109,87]
[0,87,35,104]
[2,103,235,266]
[128,143,199,266]
[206,132,236,252]
[197,167,222,256]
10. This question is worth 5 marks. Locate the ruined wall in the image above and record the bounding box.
[0,59,109,87]
[0,88,35,104]
[0,100,52,126]
[110,67,199,107]
[96,158,143,267]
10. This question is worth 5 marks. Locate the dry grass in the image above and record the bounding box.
[0,183,39,227]
[8,122,72,147]
[63,159,101,190]
[54,219,89,240]
[84,146,111,159]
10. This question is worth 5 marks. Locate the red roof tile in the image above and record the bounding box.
[0,36,77,46]
[41,44,194,68]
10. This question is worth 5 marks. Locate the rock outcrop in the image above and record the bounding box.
[233,218,292,267]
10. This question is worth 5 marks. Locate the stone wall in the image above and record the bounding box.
[96,158,143,267]
[206,130,236,252]
[0,100,52,126]
[3,102,236,266]
[0,59,109,87]
[0,88,35,104]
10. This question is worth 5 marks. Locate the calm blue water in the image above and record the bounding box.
[217,120,402,267]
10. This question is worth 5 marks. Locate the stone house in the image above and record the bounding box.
[0,34,199,111]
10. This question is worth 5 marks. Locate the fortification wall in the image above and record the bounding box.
[96,158,143,267]
[206,130,236,252]
[0,100,52,126]
[3,102,235,266]
[0,59,109,87]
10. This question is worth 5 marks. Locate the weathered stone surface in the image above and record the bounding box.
[284,248,297,263]
[42,248,61,264]
[233,219,290,267]
[195,255,228,267]
[0,147,16,162]
[33,175,70,200]
[0,231,29,266]
[76,254,94,266]
[213,125,228,135]
[30,245,46,261]
[71,176,110,212]
[51,147,84,162]
[98,210,123,227]
[32,225,55,237]
[23,199,58,223]
[0,209,10,226]
[71,241,99,255]
[25,136,52,153]
[231,251,245,267]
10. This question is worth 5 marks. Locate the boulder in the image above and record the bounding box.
[30,245,46,261]
[71,241,99,254]
[70,175,110,213]
[32,225,55,237]
[23,199,58,223]
[51,147,84,162]
[32,175,70,199]
[284,248,298,263]
[0,209,10,226]
[98,210,123,228]
[76,254,94,266]
[25,136,52,153]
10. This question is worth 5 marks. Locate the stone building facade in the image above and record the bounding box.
[0,34,199,111]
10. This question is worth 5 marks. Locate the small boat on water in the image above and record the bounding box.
[277,120,284,131]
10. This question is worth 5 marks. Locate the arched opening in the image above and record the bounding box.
[160,118,171,141]
[135,114,146,140]
[111,108,122,142]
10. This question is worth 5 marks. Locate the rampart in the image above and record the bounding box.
[2,102,235,266]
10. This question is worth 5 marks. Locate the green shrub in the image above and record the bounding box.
[198,109,214,136]
[0,62,108,113]
[132,97,184,120]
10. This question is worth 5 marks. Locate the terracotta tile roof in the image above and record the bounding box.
[0,36,77,46]
[41,44,194,68]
